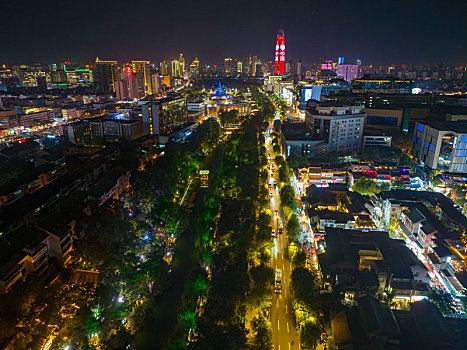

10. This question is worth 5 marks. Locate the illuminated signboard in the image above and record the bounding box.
[200,170,209,187]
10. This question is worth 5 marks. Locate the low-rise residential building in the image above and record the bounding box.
[319,228,430,299]
[18,110,55,128]
[362,128,392,151]
[0,109,18,130]
[280,122,326,158]
[298,165,347,187]
[86,167,131,207]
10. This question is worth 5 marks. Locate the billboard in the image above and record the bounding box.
[301,87,312,102]
[200,170,209,187]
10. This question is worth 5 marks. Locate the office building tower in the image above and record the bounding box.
[171,59,180,77]
[179,54,185,76]
[93,58,119,93]
[321,60,334,71]
[224,58,233,75]
[336,64,359,83]
[190,58,200,77]
[274,29,285,75]
[115,80,128,101]
[351,75,414,94]
[338,57,345,65]
[116,68,139,100]
[141,96,188,136]
[297,58,303,76]
[151,74,160,94]
[255,62,263,77]
[236,61,242,75]
[132,61,152,95]
[160,60,169,75]
[129,74,139,100]
[249,56,257,77]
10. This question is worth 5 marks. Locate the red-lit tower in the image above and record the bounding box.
[274,29,285,75]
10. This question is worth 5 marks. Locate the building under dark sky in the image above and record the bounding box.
[1,0,466,65]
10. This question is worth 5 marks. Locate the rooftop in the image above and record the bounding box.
[421,120,467,133]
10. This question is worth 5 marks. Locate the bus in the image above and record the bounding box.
[274,268,282,293]
[277,217,283,230]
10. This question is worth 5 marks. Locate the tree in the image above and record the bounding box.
[291,267,318,309]
[286,214,301,239]
[220,110,240,126]
[428,289,457,316]
[280,185,295,209]
[248,265,273,304]
[352,176,380,195]
[278,165,289,183]
[250,315,272,350]
[273,144,281,156]
[392,180,406,189]
[291,249,306,269]
[300,320,322,349]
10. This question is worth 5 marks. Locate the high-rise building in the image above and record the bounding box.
[160,60,169,76]
[297,58,303,76]
[93,58,119,93]
[249,56,257,77]
[115,67,140,100]
[241,58,249,75]
[321,60,334,71]
[274,29,286,75]
[128,74,139,100]
[132,61,152,95]
[151,74,160,94]
[336,64,359,83]
[351,75,414,94]
[190,58,200,77]
[224,58,233,75]
[141,96,188,136]
[115,80,127,101]
[236,61,242,75]
[171,59,180,77]
[179,54,185,76]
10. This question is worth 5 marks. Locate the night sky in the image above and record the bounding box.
[1,0,466,65]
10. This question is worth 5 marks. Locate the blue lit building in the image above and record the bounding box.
[412,121,467,172]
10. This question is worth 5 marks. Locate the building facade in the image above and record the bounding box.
[412,121,467,172]
[306,105,365,154]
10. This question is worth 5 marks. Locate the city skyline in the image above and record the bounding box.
[2,0,466,65]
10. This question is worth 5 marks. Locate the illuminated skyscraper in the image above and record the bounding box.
[190,57,200,77]
[274,29,285,75]
[171,59,180,77]
[116,67,140,100]
[93,58,118,93]
[160,60,168,75]
[132,61,152,95]
[224,58,233,75]
[249,56,257,77]
[179,54,185,75]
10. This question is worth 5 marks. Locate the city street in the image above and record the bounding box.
[266,134,301,350]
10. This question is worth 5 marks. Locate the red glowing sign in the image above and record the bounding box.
[274,29,285,75]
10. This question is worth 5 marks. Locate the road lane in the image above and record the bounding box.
[266,132,300,350]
